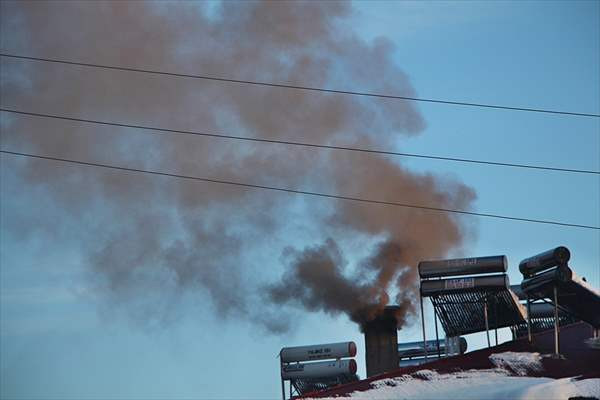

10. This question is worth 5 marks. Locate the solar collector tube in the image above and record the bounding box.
[528,303,569,318]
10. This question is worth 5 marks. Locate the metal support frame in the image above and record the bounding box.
[484,298,491,348]
[553,285,560,355]
[526,295,532,343]
[494,298,499,346]
[522,288,563,356]
[280,358,286,400]
[517,294,581,343]
[420,294,428,360]
[434,310,441,358]
[527,287,563,356]
[483,297,492,348]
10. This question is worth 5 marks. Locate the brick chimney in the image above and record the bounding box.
[362,306,400,377]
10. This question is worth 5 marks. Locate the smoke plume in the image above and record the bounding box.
[0,1,475,332]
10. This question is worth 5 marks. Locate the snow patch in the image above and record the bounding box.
[489,351,543,376]
[308,369,600,400]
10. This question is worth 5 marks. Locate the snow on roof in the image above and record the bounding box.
[307,368,600,400]
[488,352,542,376]
[303,324,600,399]
[307,351,600,399]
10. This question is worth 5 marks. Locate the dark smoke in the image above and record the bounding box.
[268,239,397,326]
[267,155,475,327]
[0,1,476,332]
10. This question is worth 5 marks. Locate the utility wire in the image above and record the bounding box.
[2,108,598,175]
[1,149,598,230]
[1,53,598,118]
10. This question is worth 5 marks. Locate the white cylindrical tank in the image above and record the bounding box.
[280,341,357,363]
[418,255,507,279]
[281,359,357,380]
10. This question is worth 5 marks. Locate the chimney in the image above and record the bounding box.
[362,306,400,378]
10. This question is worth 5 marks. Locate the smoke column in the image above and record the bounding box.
[0,1,476,332]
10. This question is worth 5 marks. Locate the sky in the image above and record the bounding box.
[0,1,599,399]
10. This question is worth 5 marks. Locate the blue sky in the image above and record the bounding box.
[1,1,599,399]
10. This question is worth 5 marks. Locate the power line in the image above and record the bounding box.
[1,53,598,119]
[2,108,598,175]
[1,149,598,230]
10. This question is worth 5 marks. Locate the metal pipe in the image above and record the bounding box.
[554,286,560,355]
[494,299,498,346]
[399,358,436,368]
[397,338,466,358]
[484,299,490,348]
[526,296,532,343]
[434,310,441,358]
[420,294,428,360]
[280,359,286,400]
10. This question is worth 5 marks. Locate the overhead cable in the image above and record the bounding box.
[2,108,597,175]
[1,149,598,230]
[1,53,598,118]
